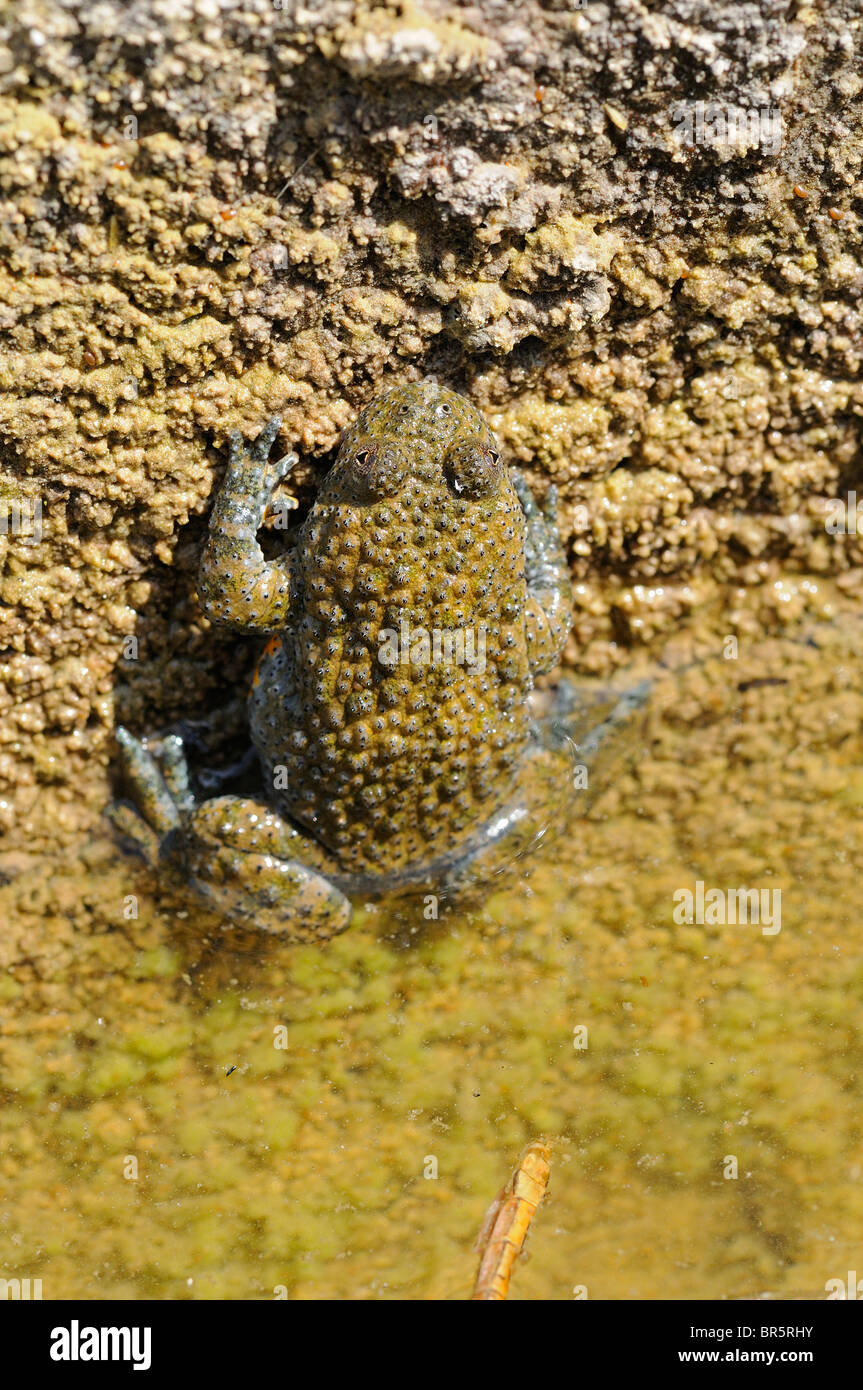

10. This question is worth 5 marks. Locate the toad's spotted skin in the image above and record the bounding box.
[114,381,574,940]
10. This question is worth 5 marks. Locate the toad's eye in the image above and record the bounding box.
[343,437,409,499]
[443,438,504,498]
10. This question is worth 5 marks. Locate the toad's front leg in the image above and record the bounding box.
[112,728,352,941]
[197,416,298,633]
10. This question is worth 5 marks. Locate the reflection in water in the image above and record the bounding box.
[1,622,862,1299]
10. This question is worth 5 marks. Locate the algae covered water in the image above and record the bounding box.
[1,621,861,1300]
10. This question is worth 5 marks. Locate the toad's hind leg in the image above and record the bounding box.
[429,677,653,907]
[184,796,352,941]
[542,675,652,761]
[432,744,575,904]
[112,726,351,941]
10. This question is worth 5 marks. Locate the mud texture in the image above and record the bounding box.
[1,0,863,854]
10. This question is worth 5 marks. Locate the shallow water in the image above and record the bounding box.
[1,622,862,1300]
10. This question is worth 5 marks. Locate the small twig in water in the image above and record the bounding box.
[471,1140,552,1300]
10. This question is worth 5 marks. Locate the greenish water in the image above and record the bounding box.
[1,627,861,1299]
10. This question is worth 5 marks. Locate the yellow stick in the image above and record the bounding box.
[471,1140,552,1300]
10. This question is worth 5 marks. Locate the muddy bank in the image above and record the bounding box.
[1,0,863,852]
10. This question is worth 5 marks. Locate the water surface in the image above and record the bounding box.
[1,623,861,1299]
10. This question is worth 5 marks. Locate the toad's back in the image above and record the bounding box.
[249,381,534,876]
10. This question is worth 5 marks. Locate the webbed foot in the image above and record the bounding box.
[111,727,352,941]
